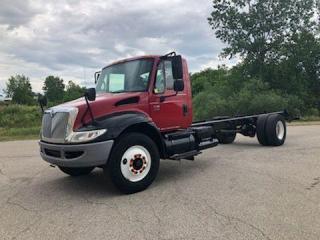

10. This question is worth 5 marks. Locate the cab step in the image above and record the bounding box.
[169,150,200,161]
[198,139,219,150]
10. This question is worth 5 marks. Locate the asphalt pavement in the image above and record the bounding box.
[0,125,319,240]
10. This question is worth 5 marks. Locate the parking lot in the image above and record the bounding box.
[0,125,319,240]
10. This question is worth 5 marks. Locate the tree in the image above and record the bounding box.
[43,76,65,103]
[208,0,320,115]
[191,66,229,97]
[63,81,85,102]
[272,31,320,108]
[208,0,317,75]
[5,75,34,104]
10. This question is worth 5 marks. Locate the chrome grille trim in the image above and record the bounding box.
[41,106,78,143]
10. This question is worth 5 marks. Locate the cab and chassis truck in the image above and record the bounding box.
[39,52,288,194]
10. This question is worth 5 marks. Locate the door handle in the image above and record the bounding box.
[183,104,188,116]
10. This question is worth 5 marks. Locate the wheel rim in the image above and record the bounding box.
[120,145,151,182]
[276,121,285,140]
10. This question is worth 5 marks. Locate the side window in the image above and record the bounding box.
[97,74,108,92]
[109,74,125,92]
[154,60,175,94]
[154,62,165,94]
[164,60,174,90]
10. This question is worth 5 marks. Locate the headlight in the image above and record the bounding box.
[66,129,107,143]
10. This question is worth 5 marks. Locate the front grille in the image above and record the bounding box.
[42,111,69,142]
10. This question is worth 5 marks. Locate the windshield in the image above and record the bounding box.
[96,59,154,93]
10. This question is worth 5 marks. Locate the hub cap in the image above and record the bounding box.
[276,121,285,140]
[120,146,151,182]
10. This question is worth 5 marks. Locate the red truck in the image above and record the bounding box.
[39,52,288,193]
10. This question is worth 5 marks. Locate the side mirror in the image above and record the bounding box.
[37,95,47,113]
[171,55,183,80]
[173,80,184,92]
[38,95,47,107]
[94,71,101,84]
[84,88,96,101]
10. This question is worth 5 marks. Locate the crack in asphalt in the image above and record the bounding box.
[82,197,127,219]
[219,163,319,205]
[10,216,42,240]
[6,198,39,213]
[306,177,320,190]
[210,207,272,240]
[0,166,49,212]
[149,203,162,239]
[0,155,38,159]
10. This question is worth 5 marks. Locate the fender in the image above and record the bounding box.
[77,111,167,157]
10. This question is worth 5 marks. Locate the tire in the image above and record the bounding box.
[265,114,286,146]
[107,133,160,194]
[256,114,269,146]
[58,166,94,176]
[216,132,236,144]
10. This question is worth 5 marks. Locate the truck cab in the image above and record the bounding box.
[93,54,192,131]
[39,52,288,194]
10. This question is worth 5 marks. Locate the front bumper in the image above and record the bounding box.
[39,140,114,167]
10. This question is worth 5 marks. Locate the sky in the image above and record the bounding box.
[0,0,238,93]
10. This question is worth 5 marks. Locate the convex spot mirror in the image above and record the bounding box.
[171,55,183,80]
[85,88,96,101]
[38,95,47,107]
[94,71,101,84]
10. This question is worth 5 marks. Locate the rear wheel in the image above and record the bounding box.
[256,114,269,146]
[58,166,94,176]
[107,133,160,194]
[265,114,286,146]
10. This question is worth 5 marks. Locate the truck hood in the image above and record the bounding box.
[57,92,147,129]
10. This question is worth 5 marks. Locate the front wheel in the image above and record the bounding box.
[106,133,160,194]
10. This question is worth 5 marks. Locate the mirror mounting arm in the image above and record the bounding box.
[37,95,47,114]
[81,96,97,126]
[160,51,177,60]
[81,88,97,126]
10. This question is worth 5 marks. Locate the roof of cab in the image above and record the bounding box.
[103,55,160,69]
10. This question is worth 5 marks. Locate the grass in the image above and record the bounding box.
[288,115,320,126]
[0,104,42,141]
[0,127,40,141]
[289,121,320,126]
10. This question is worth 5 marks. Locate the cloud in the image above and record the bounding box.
[0,0,231,92]
[0,0,41,28]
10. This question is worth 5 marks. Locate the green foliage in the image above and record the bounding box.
[0,104,41,141]
[191,66,229,96]
[0,104,42,128]
[43,76,65,103]
[5,75,34,105]
[208,0,317,63]
[63,81,86,102]
[0,127,40,141]
[205,0,320,120]
[192,69,305,121]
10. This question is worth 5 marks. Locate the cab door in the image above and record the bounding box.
[149,59,189,131]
